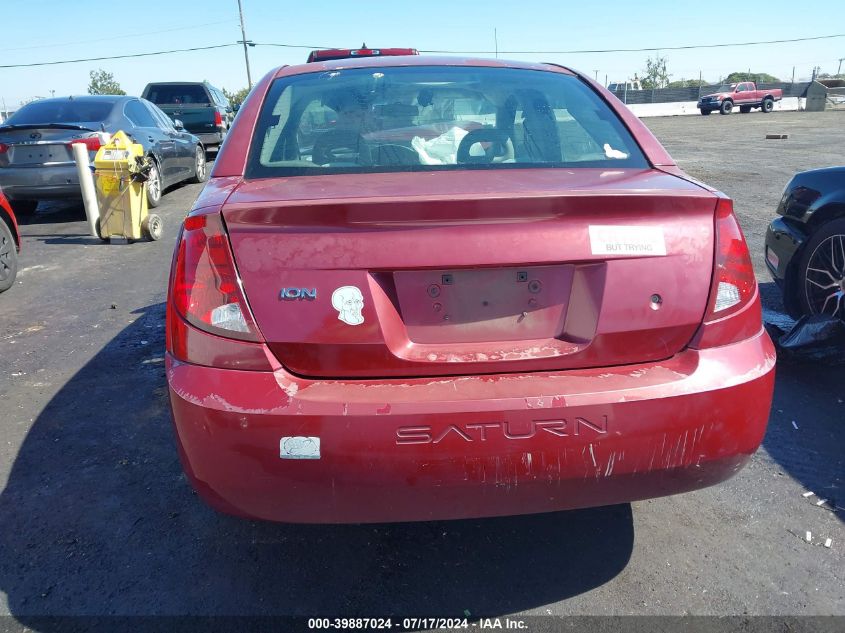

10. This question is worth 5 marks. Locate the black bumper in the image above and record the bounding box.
[764,217,807,290]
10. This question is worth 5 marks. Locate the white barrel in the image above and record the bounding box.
[71,142,100,238]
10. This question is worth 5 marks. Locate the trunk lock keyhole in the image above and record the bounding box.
[427,284,441,298]
[650,293,663,310]
[528,280,542,294]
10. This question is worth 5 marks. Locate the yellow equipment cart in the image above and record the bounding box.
[93,131,162,242]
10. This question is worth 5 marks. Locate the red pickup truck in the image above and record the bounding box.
[698,82,783,115]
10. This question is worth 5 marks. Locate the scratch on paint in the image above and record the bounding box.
[605,451,616,477]
[589,443,597,468]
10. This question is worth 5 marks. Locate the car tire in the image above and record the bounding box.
[146,159,162,208]
[740,106,751,113]
[720,100,733,115]
[761,97,774,113]
[794,217,845,319]
[700,109,711,115]
[10,200,38,215]
[0,217,18,293]
[189,145,208,184]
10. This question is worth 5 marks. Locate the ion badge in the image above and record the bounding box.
[280,436,320,460]
[331,286,365,325]
[588,225,667,256]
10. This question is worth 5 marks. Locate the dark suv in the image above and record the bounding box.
[141,82,231,151]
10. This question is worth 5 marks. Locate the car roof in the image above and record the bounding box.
[27,95,131,104]
[272,55,576,79]
[144,82,209,86]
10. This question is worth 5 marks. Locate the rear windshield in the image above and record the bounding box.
[144,84,210,105]
[6,100,114,125]
[247,66,648,178]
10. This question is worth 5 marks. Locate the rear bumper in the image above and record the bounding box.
[0,164,81,200]
[765,216,806,285]
[194,132,225,147]
[167,330,776,524]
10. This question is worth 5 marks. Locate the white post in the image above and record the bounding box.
[72,143,100,238]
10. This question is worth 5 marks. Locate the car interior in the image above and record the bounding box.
[250,68,647,175]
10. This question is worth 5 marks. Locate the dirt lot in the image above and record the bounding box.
[646,110,845,278]
[0,112,842,628]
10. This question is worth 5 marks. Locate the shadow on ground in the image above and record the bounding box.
[758,284,844,521]
[763,361,844,520]
[0,303,634,623]
[13,201,87,228]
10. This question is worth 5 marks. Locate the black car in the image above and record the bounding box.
[140,82,232,151]
[765,166,845,319]
[0,95,207,213]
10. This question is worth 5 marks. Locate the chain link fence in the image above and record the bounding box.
[609,82,811,105]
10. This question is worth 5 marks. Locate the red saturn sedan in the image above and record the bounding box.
[166,54,775,523]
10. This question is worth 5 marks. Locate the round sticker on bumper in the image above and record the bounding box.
[331,286,365,325]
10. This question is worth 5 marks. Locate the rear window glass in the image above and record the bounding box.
[6,100,114,124]
[145,85,210,105]
[247,66,648,178]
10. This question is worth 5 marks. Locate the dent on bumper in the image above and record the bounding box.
[167,330,776,523]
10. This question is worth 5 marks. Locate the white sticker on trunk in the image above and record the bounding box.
[280,436,320,460]
[588,225,667,256]
[331,286,365,325]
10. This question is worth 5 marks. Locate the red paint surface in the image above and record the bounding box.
[169,57,776,523]
[223,169,717,378]
[168,330,775,523]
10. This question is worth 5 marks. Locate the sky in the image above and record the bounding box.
[1,0,844,109]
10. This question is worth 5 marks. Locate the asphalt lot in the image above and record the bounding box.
[0,112,842,626]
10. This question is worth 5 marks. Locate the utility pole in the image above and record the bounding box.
[494,28,498,59]
[237,0,253,89]
[838,58,844,76]
[593,70,599,81]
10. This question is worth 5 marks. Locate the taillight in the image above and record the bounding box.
[214,110,223,127]
[0,143,8,154]
[67,136,102,152]
[171,213,261,341]
[690,197,762,349]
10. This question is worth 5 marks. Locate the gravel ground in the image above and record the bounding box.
[0,112,842,629]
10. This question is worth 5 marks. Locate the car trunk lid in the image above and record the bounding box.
[0,127,92,166]
[222,168,717,378]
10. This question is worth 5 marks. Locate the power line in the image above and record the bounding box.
[413,32,845,54]
[1,32,843,69]
[0,44,238,69]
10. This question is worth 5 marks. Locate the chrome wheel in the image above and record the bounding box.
[146,162,162,206]
[190,146,208,183]
[196,147,206,180]
[805,233,845,318]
